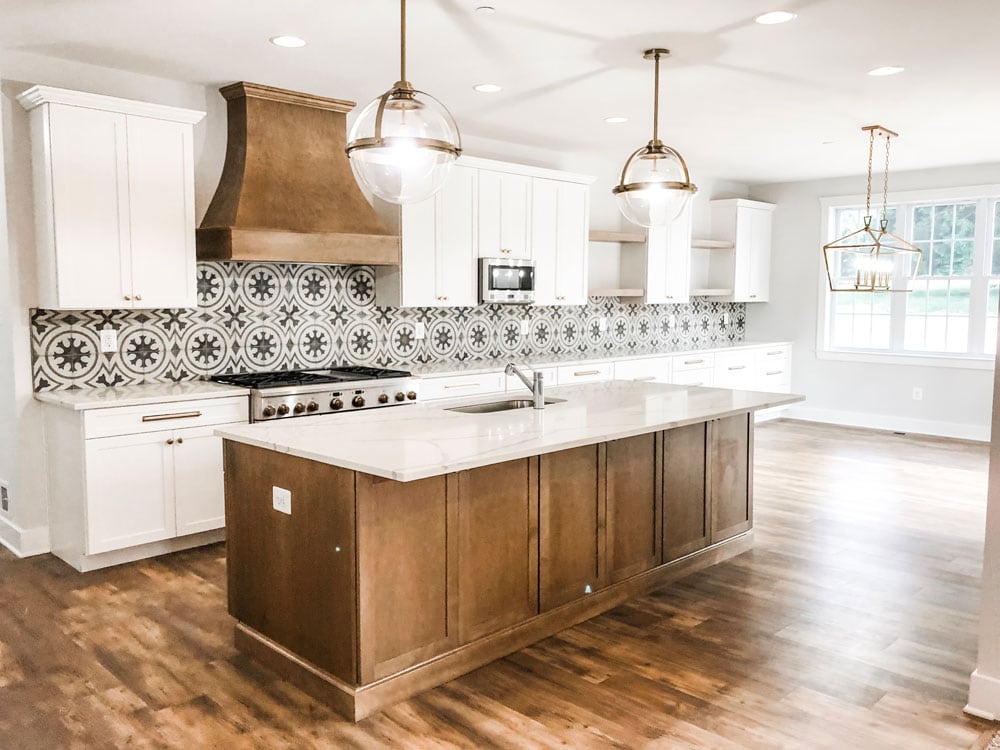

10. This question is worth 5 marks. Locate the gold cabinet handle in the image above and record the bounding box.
[574,370,600,377]
[728,365,747,371]
[766,350,783,356]
[444,383,480,389]
[142,410,202,423]
[683,359,705,365]
[766,370,783,376]
[634,376,656,382]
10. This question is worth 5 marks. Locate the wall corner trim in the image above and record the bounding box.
[966,669,1000,720]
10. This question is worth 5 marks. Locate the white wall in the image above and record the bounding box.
[749,162,1000,441]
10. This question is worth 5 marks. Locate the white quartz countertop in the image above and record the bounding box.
[215,380,803,482]
[34,381,250,410]
[409,341,792,377]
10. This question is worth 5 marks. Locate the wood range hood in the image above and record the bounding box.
[197,82,399,265]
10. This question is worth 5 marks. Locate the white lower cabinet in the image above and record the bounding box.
[43,394,247,571]
[419,372,507,401]
[556,362,614,385]
[613,357,672,383]
[671,352,715,387]
[713,349,756,389]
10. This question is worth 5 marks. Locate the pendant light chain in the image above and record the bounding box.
[881,133,891,228]
[865,127,875,220]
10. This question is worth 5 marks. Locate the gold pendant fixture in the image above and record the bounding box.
[823,125,922,293]
[612,49,697,228]
[346,0,462,205]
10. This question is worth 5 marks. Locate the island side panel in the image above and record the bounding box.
[223,441,358,684]
[606,433,662,583]
[662,422,710,562]
[456,458,539,643]
[539,444,607,611]
[356,472,458,684]
[711,413,753,542]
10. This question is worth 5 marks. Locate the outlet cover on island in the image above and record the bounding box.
[272,486,292,515]
[912,387,924,401]
[99,328,118,353]
[414,322,426,340]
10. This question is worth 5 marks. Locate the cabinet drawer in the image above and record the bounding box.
[420,372,506,401]
[673,352,715,372]
[757,344,791,362]
[714,350,755,388]
[756,367,791,393]
[556,363,614,384]
[671,368,714,387]
[83,396,249,439]
[613,357,672,383]
[506,366,558,392]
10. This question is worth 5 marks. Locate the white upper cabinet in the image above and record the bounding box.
[18,86,204,310]
[531,177,590,306]
[375,164,478,308]
[709,199,775,302]
[477,168,532,259]
[644,201,693,304]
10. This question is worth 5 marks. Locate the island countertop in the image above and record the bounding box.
[215,381,802,482]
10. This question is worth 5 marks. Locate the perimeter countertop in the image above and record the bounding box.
[34,381,250,410]
[215,380,803,482]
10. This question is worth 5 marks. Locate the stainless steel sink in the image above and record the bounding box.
[447,397,566,414]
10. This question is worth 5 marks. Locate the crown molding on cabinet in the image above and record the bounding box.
[16,85,205,124]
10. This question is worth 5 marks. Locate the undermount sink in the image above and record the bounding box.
[447,397,566,414]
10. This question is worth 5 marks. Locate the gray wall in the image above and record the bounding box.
[749,162,1000,440]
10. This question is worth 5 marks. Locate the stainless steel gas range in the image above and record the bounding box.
[211,366,420,422]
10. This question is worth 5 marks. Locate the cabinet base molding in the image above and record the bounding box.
[233,530,753,722]
[57,528,225,572]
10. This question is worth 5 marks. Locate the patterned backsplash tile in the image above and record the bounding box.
[30,262,746,391]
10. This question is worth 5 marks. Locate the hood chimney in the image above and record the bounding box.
[197,82,399,265]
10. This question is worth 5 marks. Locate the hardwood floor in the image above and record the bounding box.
[1,419,996,748]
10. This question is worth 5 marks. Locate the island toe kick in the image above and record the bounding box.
[223,412,757,721]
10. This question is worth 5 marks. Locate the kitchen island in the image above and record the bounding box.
[216,380,802,720]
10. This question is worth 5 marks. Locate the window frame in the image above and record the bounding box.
[817,184,1000,368]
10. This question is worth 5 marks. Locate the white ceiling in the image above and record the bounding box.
[1,0,998,185]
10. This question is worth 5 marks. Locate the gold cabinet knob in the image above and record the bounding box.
[135,294,142,301]
[176,437,183,445]
[166,438,174,445]
[124,295,131,301]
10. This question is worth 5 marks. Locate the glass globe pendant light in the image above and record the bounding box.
[613,49,697,228]
[346,0,462,204]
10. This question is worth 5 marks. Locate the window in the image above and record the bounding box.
[822,188,1000,362]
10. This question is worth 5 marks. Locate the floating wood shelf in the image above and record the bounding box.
[589,288,645,298]
[691,239,735,250]
[690,288,734,297]
[589,230,647,244]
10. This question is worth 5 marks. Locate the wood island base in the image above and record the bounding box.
[223,412,756,721]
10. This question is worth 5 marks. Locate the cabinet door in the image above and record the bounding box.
[172,425,226,535]
[126,116,197,308]
[554,181,589,304]
[456,459,538,643]
[745,207,772,302]
[435,164,478,306]
[397,194,438,307]
[356,473,457,683]
[478,170,531,259]
[46,104,131,309]
[710,414,753,541]
[529,178,559,305]
[84,432,175,554]
[539,444,605,611]
[662,422,709,562]
[645,202,692,304]
[607,434,661,582]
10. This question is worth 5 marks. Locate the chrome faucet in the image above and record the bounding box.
[505,362,545,409]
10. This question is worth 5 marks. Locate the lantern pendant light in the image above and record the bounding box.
[346,0,462,205]
[823,126,922,292]
[613,49,697,228]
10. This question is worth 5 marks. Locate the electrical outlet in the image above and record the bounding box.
[0,483,8,513]
[722,312,731,327]
[414,322,426,340]
[667,314,677,329]
[272,486,292,515]
[520,319,530,336]
[599,317,608,333]
[99,327,118,353]
[912,387,924,401]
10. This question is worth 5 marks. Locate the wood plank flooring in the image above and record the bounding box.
[1,420,996,748]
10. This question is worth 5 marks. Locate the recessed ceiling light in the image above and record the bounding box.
[604,116,628,124]
[475,5,496,14]
[473,83,502,93]
[754,11,797,24]
[868,66,905,77]
[269,35,307,48]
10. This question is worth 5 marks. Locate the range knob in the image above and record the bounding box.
[276,404,290,416]
[330,398,344,410]
[293,402,306,415]
[306,401,319,413]
[262,405,277,418]
[352,395,366,408]
[378,393,389,404]
[395,391,406,402]
[407,391,418,401]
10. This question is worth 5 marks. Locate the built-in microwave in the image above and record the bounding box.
[479,257,535,304]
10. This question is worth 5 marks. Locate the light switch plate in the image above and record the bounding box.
[519,319,530,336]
[99,328,118,353]
[272,486,292,515]
[414,322,426,340]
[599,317,608,333]
[722,312,731,327]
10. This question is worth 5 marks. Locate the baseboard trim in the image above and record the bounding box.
[0,515,49,557]
[785,405,989,442]
[234,530,754,721]
[966,669,1000,720]
[58,528,227,572]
